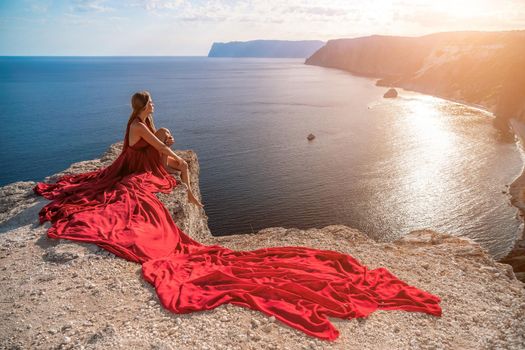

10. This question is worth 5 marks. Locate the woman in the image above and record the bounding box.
[126,91,203,207]
[34,91,442,342]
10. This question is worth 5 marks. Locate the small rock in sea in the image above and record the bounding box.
[383,88,398,98]
[307,133,315,141]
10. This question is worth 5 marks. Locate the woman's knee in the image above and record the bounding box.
[155,128,171,142]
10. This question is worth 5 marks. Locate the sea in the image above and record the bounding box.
[0,56,522,259]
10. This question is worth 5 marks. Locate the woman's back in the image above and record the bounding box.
[128,118,149,148]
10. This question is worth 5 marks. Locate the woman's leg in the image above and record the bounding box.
[167,156,204,207]
[154,128,171,170]
[155,128,204,207]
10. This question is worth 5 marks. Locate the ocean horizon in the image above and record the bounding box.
[1,56,522,260]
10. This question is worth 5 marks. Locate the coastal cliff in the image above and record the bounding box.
[305,31,525,128]
[208,40,325,58]
[1,143,524,349]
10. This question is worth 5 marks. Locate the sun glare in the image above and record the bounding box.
[405,95,455,152]
[424,0,494,19]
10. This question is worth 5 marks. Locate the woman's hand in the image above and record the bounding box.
[164,134,175,147]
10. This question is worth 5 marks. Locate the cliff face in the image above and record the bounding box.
[1,142,525,349]
[208,40,325,58]
[305,31,525,124]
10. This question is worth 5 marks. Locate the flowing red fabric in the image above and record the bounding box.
[34,117,442,341]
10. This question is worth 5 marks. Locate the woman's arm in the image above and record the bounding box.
[132,122,184,163]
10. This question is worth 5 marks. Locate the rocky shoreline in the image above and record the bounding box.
[305,31,525,126]
[501,119,525,283]
[1,142,525,349]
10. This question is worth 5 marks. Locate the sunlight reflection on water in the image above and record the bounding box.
[361,93,521,258]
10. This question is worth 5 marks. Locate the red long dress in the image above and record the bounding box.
[34,116,442,341]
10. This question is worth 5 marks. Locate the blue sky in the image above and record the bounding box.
[1,0,524,55]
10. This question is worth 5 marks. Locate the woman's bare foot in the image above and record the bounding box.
[188,191,204,208]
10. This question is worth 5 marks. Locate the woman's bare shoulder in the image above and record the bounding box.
[130,120,147,131]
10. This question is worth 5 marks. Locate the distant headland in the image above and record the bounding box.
[208,40,325,58]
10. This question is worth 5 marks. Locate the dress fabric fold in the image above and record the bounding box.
[34,118,442,341]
